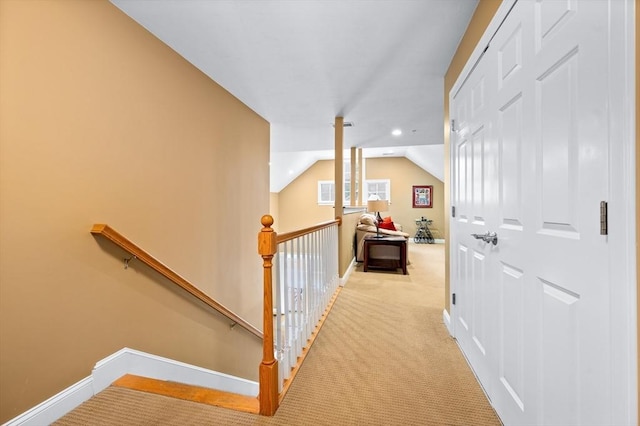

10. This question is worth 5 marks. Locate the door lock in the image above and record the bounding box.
[471,231,498,245]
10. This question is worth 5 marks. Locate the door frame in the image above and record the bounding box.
[446,0,637,423]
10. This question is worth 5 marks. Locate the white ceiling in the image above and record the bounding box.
[110,0,478,191]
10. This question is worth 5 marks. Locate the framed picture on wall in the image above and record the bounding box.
[412,185,433,208]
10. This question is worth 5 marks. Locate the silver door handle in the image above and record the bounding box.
[471,232,498,246]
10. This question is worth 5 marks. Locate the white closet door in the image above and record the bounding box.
[450,1,619,424]
[450,30,499,400]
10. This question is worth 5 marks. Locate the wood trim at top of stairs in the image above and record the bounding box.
[111,286,343,416]
[112,374,260,414]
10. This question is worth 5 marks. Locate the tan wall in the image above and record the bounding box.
[0,1,268,421]
[443,0,502,313]
[270,192,280,232]
[278,157,444,238]
[365,157,444,239]
[339,212,361,276]
[277,160,336,232]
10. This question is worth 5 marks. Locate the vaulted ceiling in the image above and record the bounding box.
[110,0,478,191]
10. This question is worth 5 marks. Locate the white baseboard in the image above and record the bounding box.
[340,257,356,286]
[92,348,258,396]
[2,377,95,426]
[443,309,453,336]
[3,348,259,426]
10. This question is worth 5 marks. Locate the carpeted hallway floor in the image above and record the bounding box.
[55,242,501,425]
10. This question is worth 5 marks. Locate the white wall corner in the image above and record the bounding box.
[443,309,453,336]
[340,257,357,286]
[91,347,137,393]
[92,347,258,397]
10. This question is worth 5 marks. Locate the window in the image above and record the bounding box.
[318,162,357,205]
[319,178,389,205]
[344,166,351,204]
[365,179,391,201]
[317,180,353,204]
[317,181,335,204]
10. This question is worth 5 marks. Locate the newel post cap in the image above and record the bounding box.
[258,215,277,256]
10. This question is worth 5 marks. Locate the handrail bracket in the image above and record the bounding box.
[123,255,137,270]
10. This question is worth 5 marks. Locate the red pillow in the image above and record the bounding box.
[378,221,396,231]
[382,216,393,223]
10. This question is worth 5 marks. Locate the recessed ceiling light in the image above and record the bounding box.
[392,129,402,136]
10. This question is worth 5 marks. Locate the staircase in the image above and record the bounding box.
[53,243,502,426]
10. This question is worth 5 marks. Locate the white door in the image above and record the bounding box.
[450,34,499,400]
[450,1,625,424]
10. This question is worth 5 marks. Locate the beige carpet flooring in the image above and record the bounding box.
[55,242,501,425]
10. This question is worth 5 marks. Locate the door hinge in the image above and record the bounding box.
[451,119,456,132]
[452,206,456,217]
[600,201,608,235]
[452,293,456,305]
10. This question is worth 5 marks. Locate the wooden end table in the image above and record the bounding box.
[363,235,408,275]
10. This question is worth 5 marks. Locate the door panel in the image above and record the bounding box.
[456,244,469,333]
[451,42,497,397]
[536,0,577,52]
[471,250,487,355]
[456,138,469,223]
[538,49,579,236]
[498,94,524,230]
[532,1,611,421]
[498,262,525,411]
[498,24,522,87]
[471,127,486,225]
[539,277,580,425]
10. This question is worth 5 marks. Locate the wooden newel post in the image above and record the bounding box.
[258,215,279,416]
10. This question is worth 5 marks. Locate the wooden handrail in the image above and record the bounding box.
[276,218,340,244]
[91,224,263,339]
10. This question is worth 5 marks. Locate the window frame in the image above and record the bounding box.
[317,180,335,205]
[365,179,391,202]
